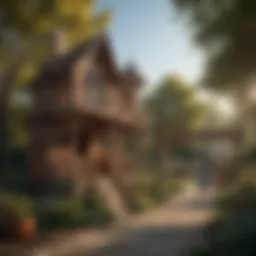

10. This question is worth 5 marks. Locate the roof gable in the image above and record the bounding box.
[30,34,122,90]
[95,36,122,83]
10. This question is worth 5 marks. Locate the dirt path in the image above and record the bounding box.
[70,186,217,256]
[2,185,216,256]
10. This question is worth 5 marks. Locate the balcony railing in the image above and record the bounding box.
[73,95,147,128]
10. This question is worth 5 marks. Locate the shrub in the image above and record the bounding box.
[0,191,34,237]
[37,197,85,231]
[217,185,256,216]
[187,184,256,256]
[0,191,34,219]
[82,189,114,227]
[245,146,256,162]
[127,174,182,213]
[0,147,33,195]
[37,189,114,231]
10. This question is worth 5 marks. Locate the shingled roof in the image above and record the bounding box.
[30,33,145,90]
[30,33,121,89]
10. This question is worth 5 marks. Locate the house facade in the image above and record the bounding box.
[28,34,146,194]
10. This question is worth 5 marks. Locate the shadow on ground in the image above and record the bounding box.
[84,225,206,256]
[0,186,216,256]
[169,198,214,212]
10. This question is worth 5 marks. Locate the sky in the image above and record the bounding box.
[97,0,204,87]
[96,0,235,116]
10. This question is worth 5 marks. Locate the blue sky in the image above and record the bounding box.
[97,0,204,88]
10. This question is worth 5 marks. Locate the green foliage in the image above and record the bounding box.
[0,191,34,219]
[0,0,111,55]
[82,189,114,227]
[171,146,196,159]
[37,189,114,231]
[129,177,155,212]
[7,105,28,146]
[217,185,256,216]
[245,145,256,162]
[0,147,31,194]
[37,197,85,230]
[0,191,34,237]
[145,75,207,143]
[186,184,256,256]
[171,0,256,90]
[127,173,182,213]
[0,0,112,146]
[0,188,115,235]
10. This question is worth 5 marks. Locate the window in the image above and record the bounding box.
[86,69,104,108]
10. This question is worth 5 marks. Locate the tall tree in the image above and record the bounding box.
[145,75,206,140]
[171,0,256,150]
[144,75,207,170]
[171,0,256,93]
[0,0,111,148]
[0,0,111,85]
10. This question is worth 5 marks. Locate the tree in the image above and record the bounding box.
[171,0,256,151]
[145,75,206,142]
[171,0,256,93]
[144,74,207,171]
[0,0,111,85]
[0,0,111,147]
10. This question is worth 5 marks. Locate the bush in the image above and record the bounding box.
[187,184,256,256]
[0,191,34,237]
[126,177,155,212]
[127,174,182,213]
[245,146,256,162]
[37,189,114,231]
[0,191,34,219]
[37,197,85,231]
[151,179,181,203]
[0,147,32,195]
[237,165,256,186]
[217,185,256,216]
[82,189,114,227]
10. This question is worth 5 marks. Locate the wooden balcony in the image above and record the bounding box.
[74,100,147,129]
[31,96,147,131]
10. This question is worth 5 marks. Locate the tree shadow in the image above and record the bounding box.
[169,198,215,212]
[85,224,207,256]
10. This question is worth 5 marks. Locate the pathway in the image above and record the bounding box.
[57,185,216,256]
[85,186,217,256]
[1,185,217,256]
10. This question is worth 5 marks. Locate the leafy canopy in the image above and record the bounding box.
[0,0,111,85]
[171,0,256,90]
[145,74,207,142]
